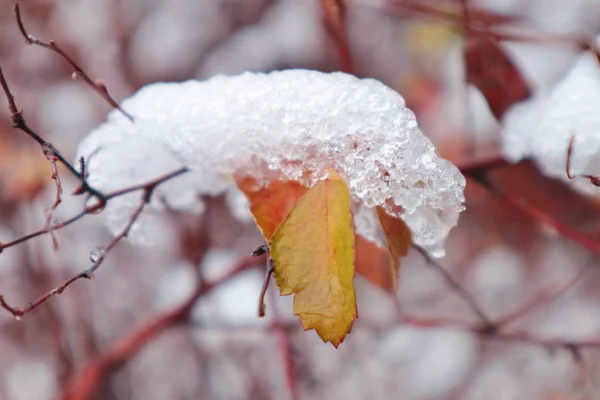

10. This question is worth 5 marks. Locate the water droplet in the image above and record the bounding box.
[14,316,21,321]
[89,246,105,263]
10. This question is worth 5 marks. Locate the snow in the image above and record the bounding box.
[470,246,525,316]
[4,360,58,400]
[501,51,600,195]
[76,69,466,255]
[375,327,478,399]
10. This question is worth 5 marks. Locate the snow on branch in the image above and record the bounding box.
[501,49,600,196]
[78,69,466,256]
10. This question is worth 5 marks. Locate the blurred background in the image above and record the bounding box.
[2,0,600,399]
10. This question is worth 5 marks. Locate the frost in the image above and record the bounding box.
[76,69,466,255]
[501,52,600,196]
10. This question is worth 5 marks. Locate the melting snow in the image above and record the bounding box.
[76,69,465,255]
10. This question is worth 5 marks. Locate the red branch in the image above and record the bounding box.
[60,255,260,400]
[0,167,188,317]
[14,2,134,121]
[320,0,353,73]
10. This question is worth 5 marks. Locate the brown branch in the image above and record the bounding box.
[470,177,600,257]
[320,0,352,73]
[60,255,260,400]
[43,144,63,249]
[0,167,189,316]
[0,167,189,254]
[0,62,107,204]
[14,2,134,122]
[104,167,189,201]
[458,153,508,177]
[268,285,298,400]
[253,244,273,317]
[566,134,600,186]
[383,0,592,51]
[0,192,147,318]
[495,259,591,327]
[0,210,87,253]
[413,245,494,329]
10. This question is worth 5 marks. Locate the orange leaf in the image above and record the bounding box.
[355,235,398,292]
[465,36,530,120]
[375,206,412,288]
[269,170,356,347]
[237,177,308,240]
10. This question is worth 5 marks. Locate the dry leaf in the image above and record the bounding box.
[376,206,412,281]
[465,36,530,120]
[269,170,357,347]
[355,235,397,292]
[236,177,308,239]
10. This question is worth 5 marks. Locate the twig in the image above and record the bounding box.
[566,134,600,186]
[383,0,592,51]
[0,210,87,254]
[413,245,494,329]
[470,177,600,257]
[14,1,134,122]
[60,255,259,400]
[320,0,352,73]
[268,285,298,400]
[104,167,189,201]
[253,244,274,317]
[43,143,63,249]
[0,63,107,203]
[0,192,147,318]
[0,168,188,254]
[458,153,508,178]
[495,259,592,327]
[0,167,189,316]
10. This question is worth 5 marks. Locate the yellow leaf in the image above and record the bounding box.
[376,206,412,290]
[269,170,357,347]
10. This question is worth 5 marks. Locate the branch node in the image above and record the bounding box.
[252,244,268,257]
[85,195,107,214]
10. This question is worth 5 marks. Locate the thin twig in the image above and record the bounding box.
[0,62,107,203]
[43,144,63,249]
[0,210,87,253]
[60,255,259,400]
[495,260,591,327]
[14,1,134,122]
[565,134,600,186]
[320,0,352,73]
[268,285,298,400]
[413,245,494,329]
[253,244,274,317]
[0,167,189,316]
[0,168,189,254]
[104,167,189,200]
[0,191,147,317]
[470,177,600,257]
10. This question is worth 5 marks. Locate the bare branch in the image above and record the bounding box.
[0,62,107,203]
[0,191,147,317]
[413,245,494,330]
[60,255,260,400]
[43,143,63,249]
[14,1,134,122]
[565,134,600,186]
[320,0,352,73]
[469,177,600,257]
[0,166,189,316]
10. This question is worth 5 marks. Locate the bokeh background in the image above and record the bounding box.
[2,0,600,399]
